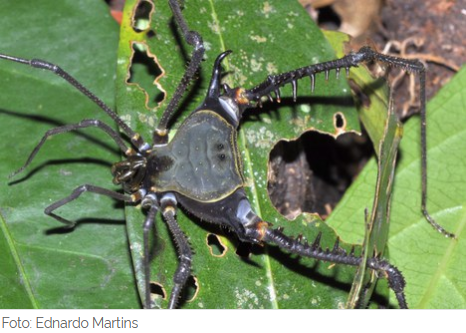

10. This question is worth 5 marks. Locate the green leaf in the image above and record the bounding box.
[2,0,438,310]
[390,66,466,308]
[347,95,403,308]
[116,0,389,309]
[329,67,466,308]
[322,30,401,308]
[0,1,139,308]
[323,30,390,156]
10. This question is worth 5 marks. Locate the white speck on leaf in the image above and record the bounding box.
[261,1,276,18]
[266,62,278,75]
[250,58,263,72]
[250,35,267,43]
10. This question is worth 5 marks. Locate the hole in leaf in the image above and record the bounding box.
[132,0,154,32]
[181,275,199,303]
[128,43,166,109]
[146,29,156,38]
[150,282,166,299]
[206,233,227,257]
[334,112,346,130]
[314,5,341,31]
[268,131,373,220]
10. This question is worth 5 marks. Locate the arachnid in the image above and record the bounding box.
[0,0,456,309]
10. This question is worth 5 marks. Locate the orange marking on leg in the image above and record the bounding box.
[234,88,250,105]
[256,221,269,241]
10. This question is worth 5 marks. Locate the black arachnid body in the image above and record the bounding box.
[0,0,457,309]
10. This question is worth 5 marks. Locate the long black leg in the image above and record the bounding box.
[241,46,422,104]
[260,227,407,309]
[237,46,454,238]
[244,223,408,308]
[9,119,134,179]
[229,192,408,308]
[142,201,159,309]
[178,189,407,308]
[0,53,149,152]
[154,0,205,142]
[45,184,134,228]
[160,194,192,309]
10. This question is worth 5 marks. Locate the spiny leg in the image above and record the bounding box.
[234,46,454,238]
[45,184,134,228]
[160,193,192,309]
[261,227,407,308]
[179,188,407,308]
[9,119,134,179]
[0,53,149,151]
[232,191,408,308]
[240,46,423,103]
[154,0,205,142]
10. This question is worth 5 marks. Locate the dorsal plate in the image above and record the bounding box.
[150,110,244,202]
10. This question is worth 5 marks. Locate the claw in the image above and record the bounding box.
[291,79,297,102]
[296,233,303,243]
[311,232,322,250]
[274,89,281,103]
[332,237,340,253]
[310,74,315,92]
